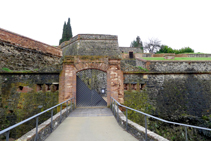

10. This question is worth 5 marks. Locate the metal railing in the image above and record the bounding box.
[0,97,75,141]
[110,96,211,141]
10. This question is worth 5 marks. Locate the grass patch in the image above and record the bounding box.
[2,67,12,72]
[137,66,149,71]
[141,57,211,61]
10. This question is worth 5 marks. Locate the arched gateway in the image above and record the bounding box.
[59,34,124,106]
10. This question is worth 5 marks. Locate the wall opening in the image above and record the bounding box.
[18,86,23,91]
[129,52,134,58]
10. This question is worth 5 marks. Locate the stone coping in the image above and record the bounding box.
[136,58,211,62]
[0,28,62,57]
[113,105,169,141]
[123,71,211,74]
[17,106,73,141]
[60,34,118,48]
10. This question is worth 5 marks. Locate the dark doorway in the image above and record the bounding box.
[76,76,107,107]
[129,52,133,58]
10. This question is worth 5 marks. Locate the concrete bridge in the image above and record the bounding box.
[45,107,138,141]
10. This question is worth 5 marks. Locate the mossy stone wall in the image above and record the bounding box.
[0,41,61,72]
[0,74,59,140]
[124,74,211,140]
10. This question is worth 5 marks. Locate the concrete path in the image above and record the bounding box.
[45,107,138,141]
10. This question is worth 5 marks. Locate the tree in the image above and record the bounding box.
[156,46,194,54]
[59,18,73,45]
[156,45,174,53]
[130,36,143,50]
[144,38,161,53]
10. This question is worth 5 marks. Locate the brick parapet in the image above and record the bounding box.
[0,28,62,57]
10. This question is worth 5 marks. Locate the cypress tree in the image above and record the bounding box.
[59,18,73,45]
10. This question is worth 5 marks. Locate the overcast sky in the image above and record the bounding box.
[1,0,211,53]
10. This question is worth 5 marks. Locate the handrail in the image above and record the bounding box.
[0,97,75,141]
[111,96,211,141]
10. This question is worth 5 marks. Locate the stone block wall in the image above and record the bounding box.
[0,40,61,72]
[0,28,62,57]
[61,34,121,58]
[153,53,175,57]
[0,73,60,139]
[123,73,211,140]
[119,47,143,53]
[144,74,211,118]
[136,58,146,69]
[146,61,211,72]
[121,59,136,66]
[187,54,211,57]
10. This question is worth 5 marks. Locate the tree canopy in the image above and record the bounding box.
[130,36,143,50]
[156,45,194,54]
[59,18,73,45]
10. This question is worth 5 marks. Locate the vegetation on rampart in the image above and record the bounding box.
[141,57,211,61]
[124,90,211,141]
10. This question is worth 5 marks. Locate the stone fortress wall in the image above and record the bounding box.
[0,28,211,140]
[0,28,62,72]
[61,34,121,58]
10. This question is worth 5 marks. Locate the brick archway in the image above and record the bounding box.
[59,56,124,106]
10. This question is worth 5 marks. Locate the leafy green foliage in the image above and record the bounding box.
[59,18,73,45]
[141,57,211,61]
[2,67,12,72]
[124,90,154,127]
[157,45,194,54]
[137,66,149,71]
[130,36,143,50]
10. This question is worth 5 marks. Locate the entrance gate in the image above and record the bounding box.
[76,76,107,107]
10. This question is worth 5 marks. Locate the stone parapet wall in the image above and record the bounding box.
[187,54,211,57]
[136,58,146,69]
[119,47,143,53]
[146,61,211,72]
[60,34,118,48]
[0,28,62,57]
[175,54,188,57]
[153,53,175,57]
[121,59,136,66]
[0,41,61,71]
[62,34,121,58]
[135,58,211,73]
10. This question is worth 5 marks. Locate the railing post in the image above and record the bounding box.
[117,104,119,123]
[66,101,68,117]
[114,101,116,117]
[35,116,39,141]
[145,115,147,141]
[110,96,111,110]
[71,99,72,111]
[126,108,128,131]
[112,99,114,113]
[51,109,53,133]
[60,104,62,123]
[185,126,188,141]
[73,97,75,109]
[6,131,10,141]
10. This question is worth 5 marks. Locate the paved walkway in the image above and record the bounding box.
[45,107,138,141]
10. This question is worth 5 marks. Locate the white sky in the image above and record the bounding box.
[1,0,211,53]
